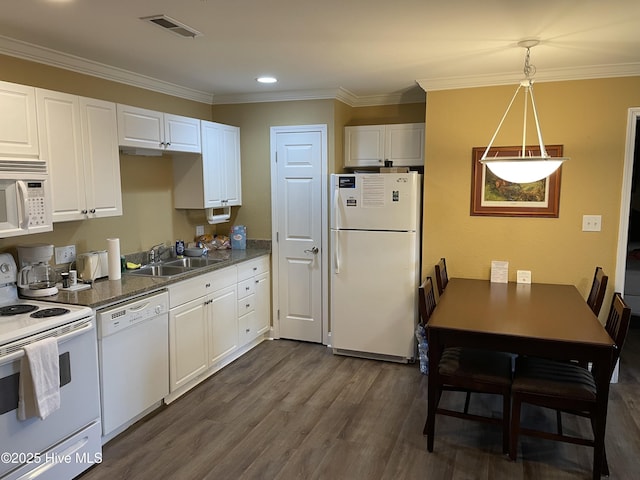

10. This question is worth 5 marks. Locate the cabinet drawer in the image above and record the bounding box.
[237,255,269,281]
[237,278,255,299]
[238,294,255,317]
[169,265,237,308]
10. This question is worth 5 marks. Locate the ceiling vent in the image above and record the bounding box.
[140,15,202,38]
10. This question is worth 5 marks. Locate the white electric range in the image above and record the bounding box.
[0,253,102,480]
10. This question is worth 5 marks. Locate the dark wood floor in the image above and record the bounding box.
[78,326,640,480]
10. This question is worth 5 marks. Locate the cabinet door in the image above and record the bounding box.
[208,285,238,365]
[384,123,425,166]
[253,271,271,336]
[201,120,225,207]
[80,97,122,219]
[116,104,164,149]
[36,89,86,222]
[198,121,242,208]
[0,81,39,158]
[344,125,385,167]
[169,297,208,391]
[164,114,201,153]
[221,124,242,206]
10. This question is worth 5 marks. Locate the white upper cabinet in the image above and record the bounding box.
[173,120,242,209]
[0,80,39,159]
[36,89,122,221]
[116,104,201,153]
[344,123,425,167]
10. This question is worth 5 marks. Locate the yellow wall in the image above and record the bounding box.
[423,77,640,313]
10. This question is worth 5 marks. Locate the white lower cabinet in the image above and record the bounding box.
[208,284,238,365]
[237,255,271,346]
[166,255,270,403]
[169,296,208,391]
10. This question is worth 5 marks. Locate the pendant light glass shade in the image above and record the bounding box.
[479,42,568,183]
[483,157,564,184]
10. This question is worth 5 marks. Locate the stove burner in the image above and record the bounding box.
[30,307,71,318]
[0,304,39,316]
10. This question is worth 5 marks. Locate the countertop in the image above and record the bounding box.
[37,248,271,310]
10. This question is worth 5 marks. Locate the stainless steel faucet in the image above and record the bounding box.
[148,243,167,264]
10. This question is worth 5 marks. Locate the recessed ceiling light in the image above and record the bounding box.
[257,76,277,84]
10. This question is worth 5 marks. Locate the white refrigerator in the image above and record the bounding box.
[330,172,421,362]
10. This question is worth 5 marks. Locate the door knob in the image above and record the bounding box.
[304,246,319,254]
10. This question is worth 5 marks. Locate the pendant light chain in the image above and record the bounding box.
[523,47,536,80]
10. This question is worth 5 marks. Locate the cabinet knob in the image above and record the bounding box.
[245,286,250,291]
[90,208,96,214]
[81,209,88,214]
[205,283,211,288]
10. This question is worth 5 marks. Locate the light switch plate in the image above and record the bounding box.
[196,225,205,236]
[517,270,532,284]
[582,215,602,232]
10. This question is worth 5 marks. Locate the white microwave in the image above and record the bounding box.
[0,178,53,238]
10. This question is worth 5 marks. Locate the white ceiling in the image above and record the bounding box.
[1,0,639,105]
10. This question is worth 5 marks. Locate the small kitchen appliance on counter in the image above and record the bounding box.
[17,243,58,297]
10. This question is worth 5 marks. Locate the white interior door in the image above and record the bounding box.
[271,125,327,343]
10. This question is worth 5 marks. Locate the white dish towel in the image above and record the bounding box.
[18,337,61,420]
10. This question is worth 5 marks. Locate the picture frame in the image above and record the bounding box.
[470,145,563,218]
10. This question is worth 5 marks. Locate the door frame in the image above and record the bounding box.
[615,108,640,292]
[269,124,329,344]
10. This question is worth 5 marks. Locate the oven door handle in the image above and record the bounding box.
[0,320,94,366]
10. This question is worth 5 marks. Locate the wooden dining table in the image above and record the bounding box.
[425,278,616,480]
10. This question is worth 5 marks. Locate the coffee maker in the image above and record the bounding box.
[17,244,58,297]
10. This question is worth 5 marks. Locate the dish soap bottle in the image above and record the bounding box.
[175,240,185,258]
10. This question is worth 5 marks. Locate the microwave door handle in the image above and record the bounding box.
[16,180,30,229]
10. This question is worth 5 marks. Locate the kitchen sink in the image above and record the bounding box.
[164,257,225,268]
[125,264,191,278]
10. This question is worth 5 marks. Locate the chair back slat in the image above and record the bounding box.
[435,258,449,296]
[605,293,631,376]
[418,276,437,325]
[586,267,608,315]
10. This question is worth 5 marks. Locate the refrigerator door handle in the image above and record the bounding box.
[334,230,340,274]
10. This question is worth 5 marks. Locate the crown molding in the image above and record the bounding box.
[0,35,426,107]
[418,63,640,92]
[0,35,214,104]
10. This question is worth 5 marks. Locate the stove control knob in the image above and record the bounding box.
[0,263,9,274]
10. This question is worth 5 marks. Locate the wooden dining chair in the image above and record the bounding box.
[418,276,513,453]
[509,292,631,476]
[586,266,608,316]
[434,258,448,296]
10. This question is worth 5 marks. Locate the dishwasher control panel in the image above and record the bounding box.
[98,291,169,338]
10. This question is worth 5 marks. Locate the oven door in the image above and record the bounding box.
[0,318,101,479]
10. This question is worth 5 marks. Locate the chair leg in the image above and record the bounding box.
[509,393,521,461]
[502,391,510,454]
[556,409,563,435]
[463,391,472,414]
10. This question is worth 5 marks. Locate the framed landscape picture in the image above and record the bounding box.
[470,145,563,218]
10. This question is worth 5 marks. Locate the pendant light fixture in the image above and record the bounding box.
[479,40,568,184]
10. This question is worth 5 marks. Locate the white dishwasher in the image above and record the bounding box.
[98,290,169,440]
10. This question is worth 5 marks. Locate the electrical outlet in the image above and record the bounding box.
[54,245,76,264]
[196,225,205,236]
[582,215,602,232]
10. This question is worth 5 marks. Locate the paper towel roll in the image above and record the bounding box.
[107,238,121,280]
